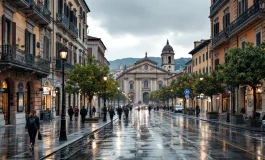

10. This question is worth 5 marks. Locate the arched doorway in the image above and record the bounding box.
[2,80,10,124]
[55,87,60,116]
[143,92,149,105]
[24,82,31,114]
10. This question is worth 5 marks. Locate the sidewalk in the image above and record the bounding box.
[182,111,264,132]
[0,115,116,160]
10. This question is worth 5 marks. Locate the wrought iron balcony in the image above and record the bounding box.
[229,2,264,37]
[212,28,229,47]
[8,0,30,8]
[55,59,75,71]
[69,22,78,38]
[23,0,51,25]
[210,0,229,17]
[0,45,50,76]
[56,13,70,30]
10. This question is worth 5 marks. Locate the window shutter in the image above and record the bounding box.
[227,13,230,25]
[242,41,245,50]
[64,3,67,16]
[215,59,219,70]
[206,52,208,60]
[2,15,6,45]
[223,16,226,29]
[45,36,50,60]
[213,24,216,36]
[56,42,59,59]
[12,22,16,46]
[256,32,261,46]
[245,0,248,11]
[25,29,30,53]
[33,34,36,56]
[239,1,242,15]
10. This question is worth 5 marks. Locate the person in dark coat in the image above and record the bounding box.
[109,107,115,121]
[68,106,74,121]
[196,105,200,117]
[80,106,87,124]
[124,107,129,121]
[27,110,40,151]
[117,106,123,120]
[148,106,152,114]
[92,106,96,118]
[74,106,79,122]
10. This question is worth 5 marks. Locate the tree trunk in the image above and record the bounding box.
[171,98,174,106]
[98,97,101,118]
[89,96,93,118]
[232,87,236,114]
[253,86,257,119]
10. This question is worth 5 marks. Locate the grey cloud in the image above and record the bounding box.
[86,0,210,36]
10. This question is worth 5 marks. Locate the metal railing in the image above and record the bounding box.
[30,0,51,23]
[229,2,261,34]
[55,59,75,71]
[210,0,224,13]
[0,45,50,73]
[56,13,70,28]
[69,22,78,37]
[212,28,229,45]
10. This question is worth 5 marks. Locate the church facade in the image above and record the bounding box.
[116,40,175,104]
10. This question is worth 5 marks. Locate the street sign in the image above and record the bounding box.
[184,89,190,95]
[185,94,190,98]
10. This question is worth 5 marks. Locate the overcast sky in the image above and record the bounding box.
[85,0,211,61]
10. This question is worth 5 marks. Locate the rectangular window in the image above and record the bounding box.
[215,59,219,70]
[196,58,197,66]
[203,54,205,62]
[130,83,133,90]
[206,68,208,74]
[199,56,201,64]
[44,36,50,60]
[206,52,208,60]
[256,31,262,47]
[192,60,194,67]
[242,40,246,50]
[79,23,81,38]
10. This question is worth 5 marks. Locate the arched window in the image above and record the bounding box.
[168,56,171,64]
[144,80,148,88]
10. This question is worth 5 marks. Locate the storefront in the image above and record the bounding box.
[43,87,51,110]
[0,80,10,125]
[222,92,230,112]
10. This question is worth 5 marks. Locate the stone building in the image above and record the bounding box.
[210,0,265,116]
[116,40,174,104]
[0,0,91,126]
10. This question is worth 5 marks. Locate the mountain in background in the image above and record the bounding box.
[109,57,191,70]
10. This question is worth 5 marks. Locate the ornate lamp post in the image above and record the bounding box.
[117,87,120,107]
[59,47,68,141]
[103,76,108,122]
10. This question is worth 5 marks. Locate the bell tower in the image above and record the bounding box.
[161,39,175,72]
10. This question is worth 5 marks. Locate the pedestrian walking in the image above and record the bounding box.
[92,106,96,118]
[80,106,87,124]
[68,106,74,121]
[109,107,115,121]
[26,110,40,152]
[124,107,129,121]
[117,106,123,120]
[74,106,79,122]
[148,105,152,114]
[196,105,200,117]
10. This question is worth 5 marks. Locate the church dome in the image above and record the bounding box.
[162,40,174,52]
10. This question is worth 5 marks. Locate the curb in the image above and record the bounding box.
[182,114,265,132]
[39,118,118,160]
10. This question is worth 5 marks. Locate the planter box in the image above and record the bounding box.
[206,113,219,119]
[246,119,261,127]
[187,110,195,116]
[231,115,244,124]
[183,110,187,114]
[85,118,99,123]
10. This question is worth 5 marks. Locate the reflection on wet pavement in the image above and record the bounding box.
[71,110,264,160]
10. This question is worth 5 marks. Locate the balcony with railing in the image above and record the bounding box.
[0,45,50,76]
[9,0,31,8]
[69,22,78,38]
[56,13,70,30]
[229,2,264,37]
[210,0,229,17]
[23,0,51,25]
[55,59,75,72]
[212,28,229,47]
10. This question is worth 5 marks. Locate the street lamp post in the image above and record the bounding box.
[226,91,231,122]
[59,47,68,141]
[103,76,108,122]
[117,87,120,107]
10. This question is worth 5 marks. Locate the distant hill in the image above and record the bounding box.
[109,57,191,70]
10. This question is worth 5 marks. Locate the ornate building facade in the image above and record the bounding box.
[116,40,174,104]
